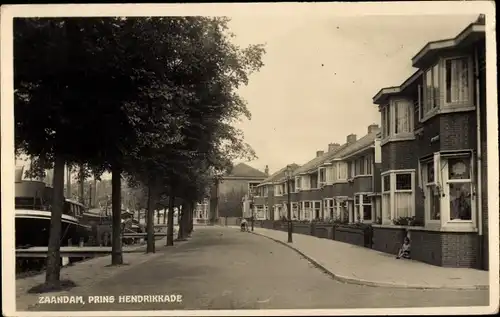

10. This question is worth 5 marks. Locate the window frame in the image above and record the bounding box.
[419,55,475,123]
[420,152,476,231]
[381,99,415,143]
[443,56,474,107]
[380,170,416,224]
[353,193,373,223]
[318,167,327,187]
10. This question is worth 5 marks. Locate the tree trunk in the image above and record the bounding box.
[163,207,167,224]
[111,165,123,265]
[65,164,71,199]
[178,202,188,240]
[187,201,194,235]
[45,154,66,287]
[92,177,97,207]
[166,195,175,246]
[146,183,155,253]
[78,163,85,204]
[157,209,160,224]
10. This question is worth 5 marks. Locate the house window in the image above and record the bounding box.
[295,177,301,191]
[310,173,318,189]
[421,153,474,228]
[274,184,282,196]
[381,171,415,224]
[303,201,311,220]
[301,175,310,190]
[394,100,412,134]
[382,105,391,138]
[394,173,413,218]
[423,63,440,116]
[355,157,365,176]
[337,162,347,180]
[331,164,337,183]
[354,194,373,223]
[263,187,269,197]
[365,155,373,175]
[291,202,298,219]
[324,199,335,220]
[447,157,472,221]
[363,195,372,221]
[313,201,322,220]
[318,168,326,186]
[445,57,471,104]
[423,160,441,221]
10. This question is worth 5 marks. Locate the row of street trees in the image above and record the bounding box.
[14,17,265,290]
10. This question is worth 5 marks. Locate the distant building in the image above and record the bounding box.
[209,163,268,221]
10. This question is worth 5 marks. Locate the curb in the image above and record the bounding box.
[247,230,488,291]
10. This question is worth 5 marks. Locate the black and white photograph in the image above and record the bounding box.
[1,2,498,316]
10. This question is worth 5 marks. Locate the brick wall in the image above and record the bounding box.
[410,230,479,268]
[372,226,407,255]
[381,141,417,172]
[353,176,373,193]
[410,230,442,266]
[331,182,352,197]
[440,112,477,151]
[441,232,479,268]
[333,226,367,247]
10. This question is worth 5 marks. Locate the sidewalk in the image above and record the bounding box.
[233,226,489,290]
[16,234,187,311]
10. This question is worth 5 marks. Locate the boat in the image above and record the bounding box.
[15,167,92,248]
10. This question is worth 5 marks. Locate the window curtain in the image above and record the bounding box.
[394,192,412,218]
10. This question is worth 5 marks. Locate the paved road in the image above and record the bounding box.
[31,226,488,311]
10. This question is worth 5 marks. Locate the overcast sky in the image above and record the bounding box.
[229,14,478,175]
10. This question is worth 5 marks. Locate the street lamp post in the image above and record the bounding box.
[285,165,293,243]
[250,194,255,232]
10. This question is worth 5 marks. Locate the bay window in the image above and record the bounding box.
[274,184,283,196]
[353,193,373,223]
[445,57,472,105]
[295,177,301,192]
[365,155,373,175]
[313,201,322,219]
[382,105,390,138]
[263,186,269,197]
[421,56,474,120]
[323,199,336,220]
[318,167,327,187]
[292,202,299,219]
[420,152,475,229]
[337,162,348,180]
[381,99,414,141]
[423,63,440,117]
[335,197,348,222]
[310,173,319,189]
[381,170,415,224]
[303,201,312,220]
[301,175,311,190]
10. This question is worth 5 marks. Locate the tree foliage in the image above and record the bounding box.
[14,16,265,287]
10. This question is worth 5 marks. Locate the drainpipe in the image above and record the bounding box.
[474,46,484,270]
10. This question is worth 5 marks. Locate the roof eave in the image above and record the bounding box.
[411,24,485,69]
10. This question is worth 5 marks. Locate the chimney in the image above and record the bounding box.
[367,124,380,134]
[264,165,269,176]
[316,150,325,157]
[328,143,340,152]
[346,134,357,144]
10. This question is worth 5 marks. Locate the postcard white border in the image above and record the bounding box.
[1,1,498,316]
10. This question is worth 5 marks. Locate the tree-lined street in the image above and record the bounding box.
[28,227,487,311]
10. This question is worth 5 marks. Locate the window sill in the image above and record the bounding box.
[380,134,416,146]
[373,223,477,233]
[353,174,372,179]
[420,104,476,123]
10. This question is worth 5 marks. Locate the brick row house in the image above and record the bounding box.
[371,18,487,269]
[253,124,382,224]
